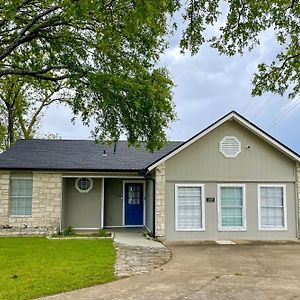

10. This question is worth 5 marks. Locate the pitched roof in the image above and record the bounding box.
[146,111,300,171]
[0,111,298,172]
[0,140,183,171]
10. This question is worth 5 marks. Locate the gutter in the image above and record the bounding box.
[139,169,156,238]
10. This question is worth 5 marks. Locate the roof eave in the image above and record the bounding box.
[0,167,143,173]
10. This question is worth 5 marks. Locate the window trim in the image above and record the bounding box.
[217,184,246,231]
[75,177,93,193]
[257,184,287,231]
[10,177,33,217]
[175,183,205,232]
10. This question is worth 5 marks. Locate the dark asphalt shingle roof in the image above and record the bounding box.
[0,140,183,171]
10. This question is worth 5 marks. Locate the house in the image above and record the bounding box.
[0,111,299,240]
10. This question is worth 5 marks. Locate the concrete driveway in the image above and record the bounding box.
[43,241,300,300]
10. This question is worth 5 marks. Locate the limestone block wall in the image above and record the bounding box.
[0,172,62,235]
[155,163,165,239]
[0,172,9,225]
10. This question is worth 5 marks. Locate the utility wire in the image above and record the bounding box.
[240,97,255,114]
[267,97,300,129]
[250,94,275,120]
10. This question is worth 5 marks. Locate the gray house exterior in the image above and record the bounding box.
[0,111,299,241]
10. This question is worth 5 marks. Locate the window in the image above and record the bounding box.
[258,185,287,230]
[128,184,141,205]
[175,184,205,231]
[218,184,246,231]
[10,178,33,216]
[219,136,241,158]
[75,178,93,193]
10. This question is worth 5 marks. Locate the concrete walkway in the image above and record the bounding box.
[42,241,300,300]
[111,228,165,248]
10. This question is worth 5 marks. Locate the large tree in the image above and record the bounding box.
[0,0,179,150]
[0,1,298,151]
[0,76,68,149]
[180,0,299,99]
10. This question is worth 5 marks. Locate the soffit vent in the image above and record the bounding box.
[219,136,241,158]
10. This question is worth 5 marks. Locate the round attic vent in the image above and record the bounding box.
[75,178,93,193]
[219,136,241,158]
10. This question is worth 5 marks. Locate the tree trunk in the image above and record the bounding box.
[7,105,14,147]
[5,102,15,148]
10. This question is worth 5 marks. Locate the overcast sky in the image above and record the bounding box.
[41,22,300,154]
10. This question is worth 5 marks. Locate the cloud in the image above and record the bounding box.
[41,24,300,154]
[40,105,92,139]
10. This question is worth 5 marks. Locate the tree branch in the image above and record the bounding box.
[0,66,70,81]
[287,0,296,10]
[0,5,60,61]
[277,53,300,71]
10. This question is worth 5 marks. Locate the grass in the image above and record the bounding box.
[56,227,111,238]
[0,237,116,300]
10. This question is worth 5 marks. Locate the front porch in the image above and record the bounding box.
[61,175,154,233]
[111,227,165,248]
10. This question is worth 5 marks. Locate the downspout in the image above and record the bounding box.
[140,169,156,238]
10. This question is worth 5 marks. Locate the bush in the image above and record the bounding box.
[98,229,109,237]
[62,226,75,236]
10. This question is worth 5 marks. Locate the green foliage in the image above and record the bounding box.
[1,0,297,150]
[62,226,75,236]
[0,75,68,149]
[0,121,7,151]
[0,0,179,151]
[98,229,110,237]
[0,237,115,300]
[180,0,300,99]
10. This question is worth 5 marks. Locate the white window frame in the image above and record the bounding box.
[257,184,287,231]
[175,183,205,231]
[10,176,33,217]
[217,184,246,231]
[75,177,93,193]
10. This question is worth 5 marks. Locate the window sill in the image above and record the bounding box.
[259,227,287,231]
[175,228,205,232]
[218,228,247,232]
[9,215,32,218]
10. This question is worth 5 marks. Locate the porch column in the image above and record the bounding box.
[101,177,104,229]
[155,162,166,240]
[0,172,10,225]
[297,163,300,237]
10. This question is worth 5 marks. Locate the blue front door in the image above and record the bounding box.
[125,183,143,225]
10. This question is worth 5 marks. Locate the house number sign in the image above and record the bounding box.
[206,197,215,203]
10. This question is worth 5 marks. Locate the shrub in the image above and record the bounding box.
[98,229,109,237]
[62,226,75,236]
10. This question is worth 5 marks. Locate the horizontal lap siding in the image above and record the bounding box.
[165,182,296,240]
[164,121,297,241]
[63,178,101,229]
[104,179,123,227]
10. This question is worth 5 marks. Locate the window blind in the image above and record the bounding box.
[10,178,33,216]
[177,186,203,230]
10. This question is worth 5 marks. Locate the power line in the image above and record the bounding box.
[240,97,254,114]
[268,97,300,129]
[250,94,275,120]
[241,38,285,116]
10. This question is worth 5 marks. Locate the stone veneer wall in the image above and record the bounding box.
[155,163,165,239]
[0,172,10,225]
[297,163,300,237]
[0,172,62,235]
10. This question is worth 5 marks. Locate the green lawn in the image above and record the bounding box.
[0,237,116,300]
